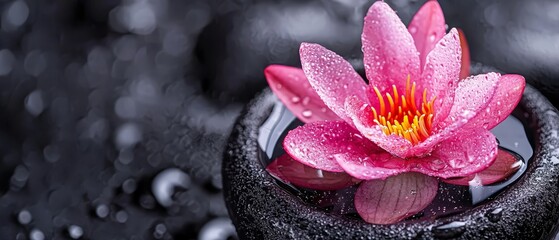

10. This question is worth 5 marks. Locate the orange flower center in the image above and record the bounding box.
[371,76,435,145]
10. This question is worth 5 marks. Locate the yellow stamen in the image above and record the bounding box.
[370,75,436,145]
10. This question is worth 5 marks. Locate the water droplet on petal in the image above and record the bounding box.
[302,110,312,118]
[409,26,417,34]
[291,96,300,104]
[430,159,446,171]
[429,33,437,42]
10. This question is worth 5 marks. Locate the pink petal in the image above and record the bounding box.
[299,43,368,124]
[265,65,339,123]
[408,0,446,67]
[420,129,498,178]
[464,74,525,131]
[334,151,402,180]
[442,149,522,186]
[421,29,462,128]
[408,72,500,157]
[266,154,359,191]
[458,29,471,80]
[336,129,498,180]
[283,120,375,172]
[362,1,420,93]
[344,95,413,158]
[354,173,438,224]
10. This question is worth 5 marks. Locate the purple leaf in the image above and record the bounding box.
[442,149,522,186]
[266,154,360,191]
[354,172,438,224]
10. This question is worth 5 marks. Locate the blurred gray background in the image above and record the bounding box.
[0,0,557,239]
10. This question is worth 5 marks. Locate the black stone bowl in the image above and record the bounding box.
[223,66,559,239]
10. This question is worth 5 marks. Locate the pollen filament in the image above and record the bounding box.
[371,76,435,145]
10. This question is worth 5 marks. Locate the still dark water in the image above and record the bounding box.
[258,102,533,222]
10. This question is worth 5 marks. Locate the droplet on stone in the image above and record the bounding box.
[43,145,61,163]
[95,204,109,218]
[152,168,191,207]
[29,229,45,240]
[432,221,466,239]
[25,90,45,117]
[118,149,134,165]
[153,223,167,239]
[115,210,128,223]
[198,218,237,240]
[120,2,157,35]
[122,178,137,194]
[140,194,156,210]
[486,208,503,222]
[17,210,32,225]
[68,225,84,239]
[11,165,30,190]
[115,123,142,149]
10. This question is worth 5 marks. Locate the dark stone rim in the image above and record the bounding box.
[223,74,559,239]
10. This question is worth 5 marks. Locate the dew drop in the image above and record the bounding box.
[152,168,191,207]
[153,223,167,239]
[17,210,32,225]
[68,225,84,239]
[122,178,137,194]
[486,208,503,222]
[429,33,437,42]
[409,26,417,34]
[25,90,45,117]
[115,210,128,223]
[432,221,466,238]
[95,204,109,218]
[291,96,300,104]
[29,229,45,240]
[198,218,237,240]
[302,110,312,118]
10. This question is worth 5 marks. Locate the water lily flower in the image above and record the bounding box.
[265,0,525,224]
[265,0,470,124]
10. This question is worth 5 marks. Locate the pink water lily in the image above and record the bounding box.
[265,0,525,224]
[265,0,470,124]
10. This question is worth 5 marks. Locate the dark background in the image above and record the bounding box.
[0,0,557,239]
